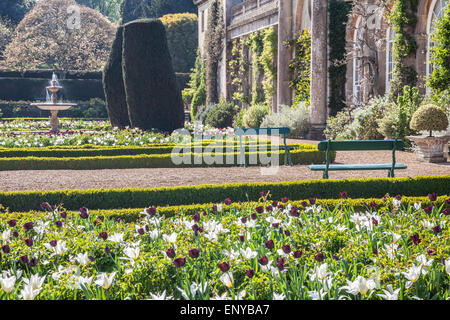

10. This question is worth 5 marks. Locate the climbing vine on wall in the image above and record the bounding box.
[246,31,265,105]
[427,4,450,94]
[227,27,277,109]
[260,26,278,107]
[288,29,311,106]
[228,38,250,104]
[328,0,351,116]
[388,0,419,101]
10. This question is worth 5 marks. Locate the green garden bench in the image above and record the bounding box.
[234,127,295,167]
[308,139,407,179]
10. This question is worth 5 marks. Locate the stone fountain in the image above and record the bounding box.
[31,73,77,132]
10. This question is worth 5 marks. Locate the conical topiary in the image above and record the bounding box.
[410,104,449,137]
[122,18,184,132]
[103,25,131,129]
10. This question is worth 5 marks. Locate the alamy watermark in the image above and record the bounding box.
[170,123,281,175]
[67,5,81,30]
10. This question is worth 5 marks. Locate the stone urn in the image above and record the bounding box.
[407,135,450,163]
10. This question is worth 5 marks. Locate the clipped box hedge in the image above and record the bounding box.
[1,195,448,222]
[0,146,331,170]
[0,142,315,158]
[0,175,448,212]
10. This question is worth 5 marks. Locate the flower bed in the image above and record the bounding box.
[0,194,448,300]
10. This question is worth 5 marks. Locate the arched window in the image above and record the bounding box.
[426,0,449,79]
[353,17,362,106]
[385,27,395,94]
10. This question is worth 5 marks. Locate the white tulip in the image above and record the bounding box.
[95,272,116,290]
[0,275,16,293]
[341,276,376,296]
[220,272,234,288]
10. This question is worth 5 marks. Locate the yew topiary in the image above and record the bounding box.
[409,104,449,137]
[103,25,131,129]
[122,18,184,132]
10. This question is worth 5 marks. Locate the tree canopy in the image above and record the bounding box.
[160,13,198,73]
[0,0,37,25]
[145,0,196,18]
[75,0,122,23]
[1,0,116,71]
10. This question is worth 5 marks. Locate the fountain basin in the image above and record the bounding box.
[31,103,77,111]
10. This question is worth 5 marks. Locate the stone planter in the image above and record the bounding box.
[407,135,450,163]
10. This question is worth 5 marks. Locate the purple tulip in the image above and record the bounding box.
[218,262,230,273]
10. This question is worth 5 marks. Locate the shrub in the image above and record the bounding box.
[353,96,392,140]
[122,18,184,132]
[195,105,215,124]
[410,104,449,136]
[325,96,394,141]
[260,103,309,139]
[103,25,131,128]
[242,103,271,128]
[160,13,198,73]
[233,108,246,128]
[377,86,420,140]
[205,100,237,128]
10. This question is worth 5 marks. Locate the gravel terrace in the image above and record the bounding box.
[0,139,448,192]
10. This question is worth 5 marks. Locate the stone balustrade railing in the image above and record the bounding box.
[229,0,278,25]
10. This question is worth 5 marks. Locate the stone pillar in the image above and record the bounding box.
[307,0,328,140]
[277,0,293,113]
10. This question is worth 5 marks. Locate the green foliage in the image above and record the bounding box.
[204,0,224,105]
[119,0,150,24]
[325,96,392,140]
[388,0,419,100]
[184,49,207,121]
[0,0,36,24]
[422,89,450,116]
[427,5,450,93]
[242,103,271,128]
[76,0,122,23]
[122,18,184,132]
[260,27,277,107]
[378,86,420,140]
[260,103,310,139]
[0,175,448,212]
[233,108,246,128]
[328,0,351,115]
[103,25,131,128]
[204,100,238,128]
[289,29,311,105]
[144,0,196,18]
[246,32,265,105]
[160,13,198,73]
[228,38,250,104]
[410,104,449,135]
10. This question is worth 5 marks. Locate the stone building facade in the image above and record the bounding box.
[193,0,448,138]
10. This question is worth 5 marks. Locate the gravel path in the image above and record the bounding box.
[0,139,448,192]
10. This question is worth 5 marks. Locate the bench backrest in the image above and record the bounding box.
[317,140,405,152]
[234,127,291,136]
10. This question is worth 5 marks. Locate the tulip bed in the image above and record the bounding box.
[0,193,449,300]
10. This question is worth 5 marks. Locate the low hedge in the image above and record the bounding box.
[0,142,316,158]
[0,175,448,212]
[1,195,448,222]
[0,147,330,170]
